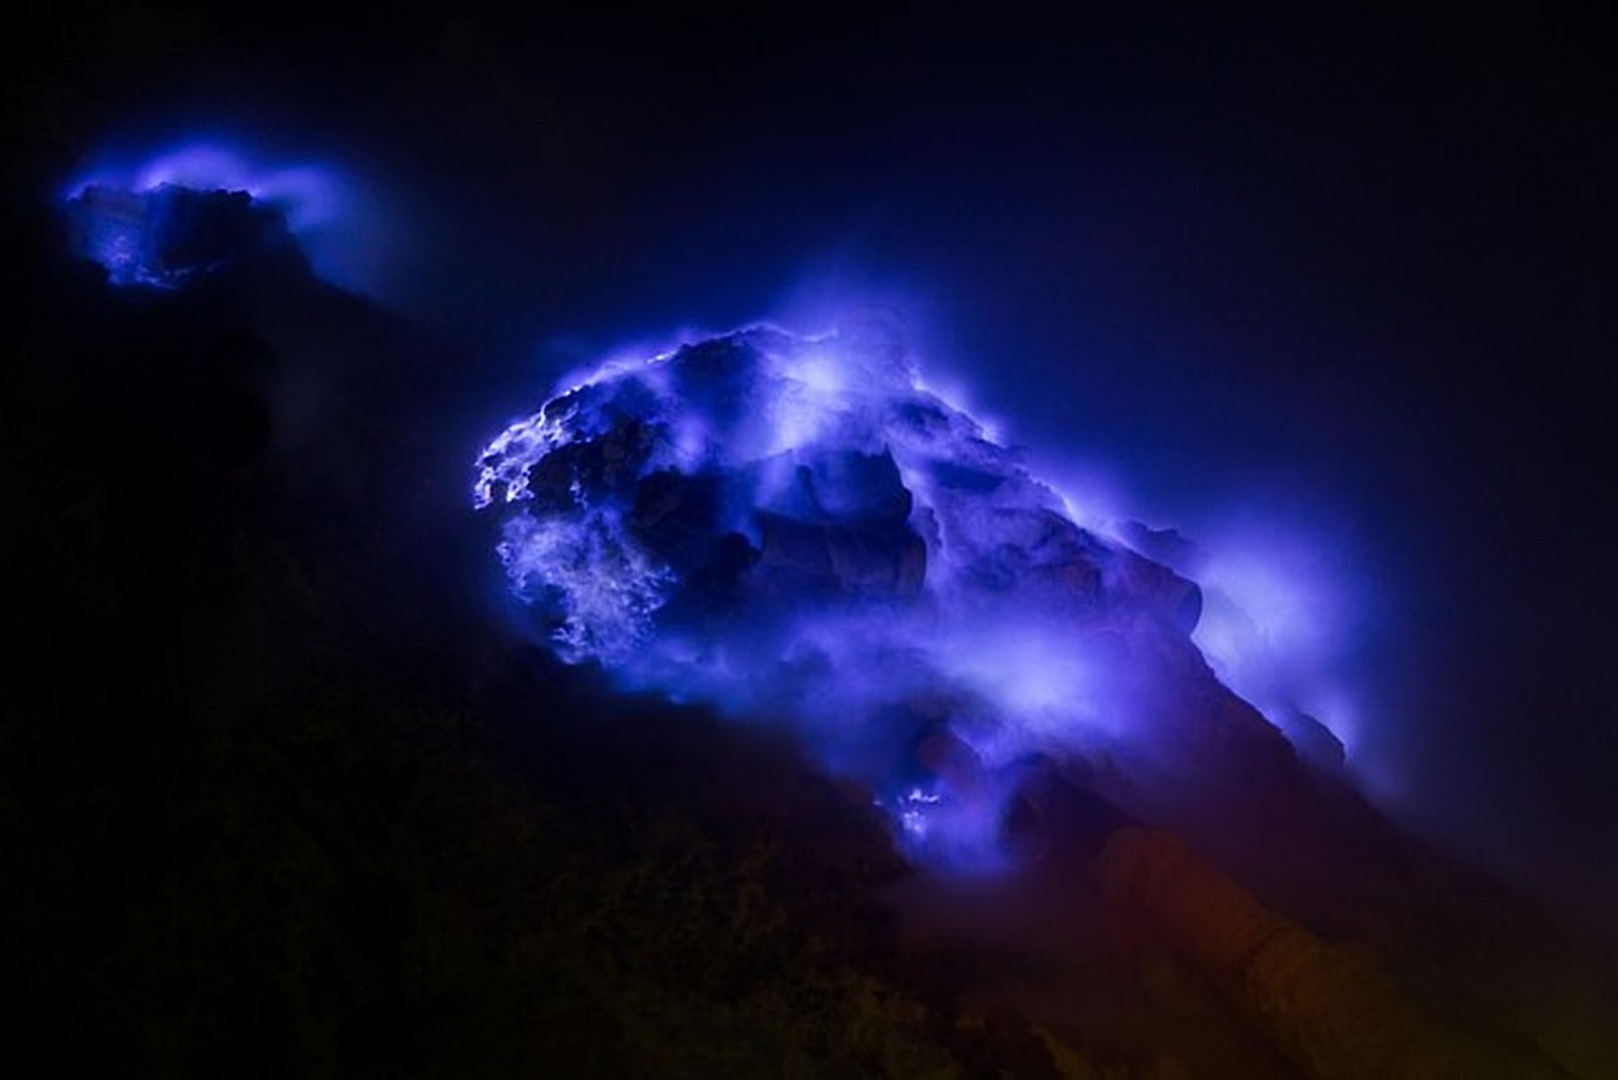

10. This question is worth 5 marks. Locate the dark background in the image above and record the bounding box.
[7,0,1615,1032]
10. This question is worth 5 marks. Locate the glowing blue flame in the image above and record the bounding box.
[64,182,291,287]
[475,325,1226,867]
[474,321,1369,870]
[65,141,346,238]
[59,139,380,292]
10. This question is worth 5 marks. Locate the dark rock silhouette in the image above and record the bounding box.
[64,183,300,287]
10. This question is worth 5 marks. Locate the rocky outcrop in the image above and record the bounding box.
[1099,827,1462,1079]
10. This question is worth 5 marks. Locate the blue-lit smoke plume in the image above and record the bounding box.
[474,316,1344,868]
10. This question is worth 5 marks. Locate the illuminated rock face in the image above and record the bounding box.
[474,324,1232,865]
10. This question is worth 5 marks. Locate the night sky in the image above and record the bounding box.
[9,0,1616,1035]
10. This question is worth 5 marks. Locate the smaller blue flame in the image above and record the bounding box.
[65,182,290,287]
[59,139,373,291]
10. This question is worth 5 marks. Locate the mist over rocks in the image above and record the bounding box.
[474,320,1317,868]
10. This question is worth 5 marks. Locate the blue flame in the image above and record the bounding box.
[64,182,294,287]
[59,139,382,293]
[472,321,1356,870]
[65,141,345,235]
